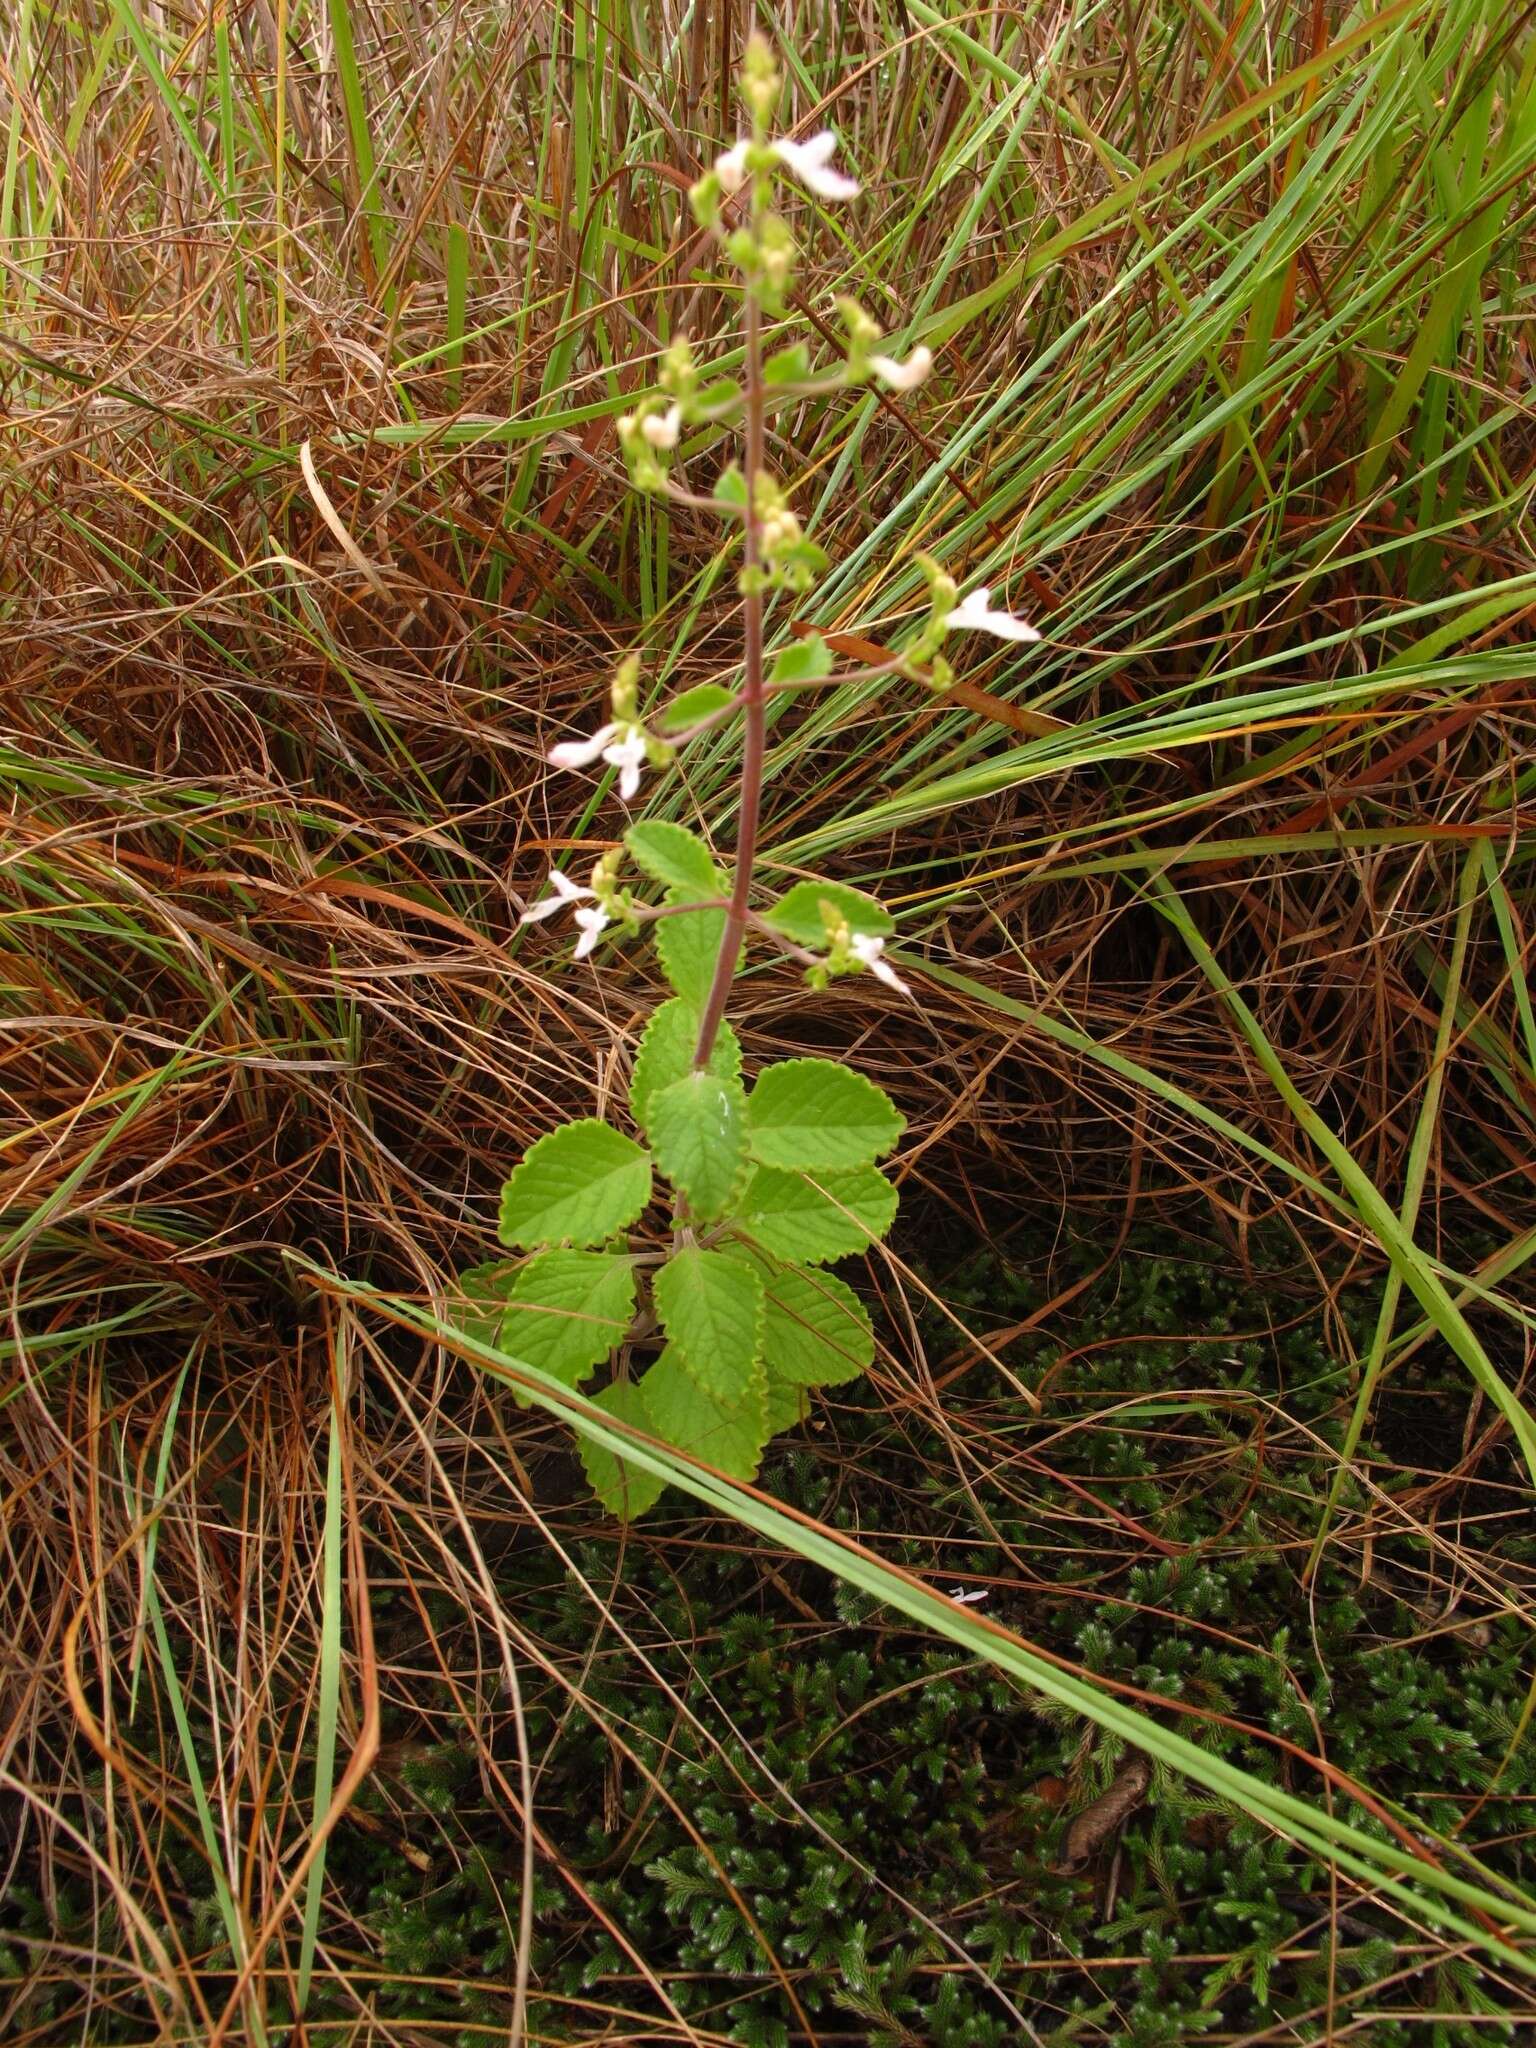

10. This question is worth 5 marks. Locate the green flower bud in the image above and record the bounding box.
[834,294,883,375]
[915,550,958,618]
[742,31,780,132]
[688,171,721,230]
[757,213,796,304]
[610,652,641,723]
[725,227,759,273]
[591,849,623,902]
[660,335,697,401]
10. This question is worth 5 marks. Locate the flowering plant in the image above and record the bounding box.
[460,36,1037,1516]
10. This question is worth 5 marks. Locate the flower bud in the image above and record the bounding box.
[660,335,697,401]
[725,227,758,271]
[610,652,641,723]
[688,171,721,229]
[742,31,780,130]
[758,214,795,301]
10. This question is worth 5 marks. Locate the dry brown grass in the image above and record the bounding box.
[4,0,1536,2036]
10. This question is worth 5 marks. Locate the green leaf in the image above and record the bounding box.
[779,536,828,578]
[759,1263,874,1385]
[763,880,894,947]
[656,890,733,1007]
[656,684,738,735]
[498,1119,652,1248]
[763,341,811,385]
[640,1344,769,1483]
[747,1058,905,1172]
[457,1260,517,1354]
[714,462,747,509]
[649,1071,748,1221]
[765,1376,809,1434]
[737,1163,899,1263]
[466,1250,636,1404]
[768,634,834,686]
[631,1002,741,1132]
[629,999,742,1133]
[653,1246,763,1403]
[579,1381,667,1519]
[625,819,722,896]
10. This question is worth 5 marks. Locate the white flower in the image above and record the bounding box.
[714,140,751,193]
[773,131,860,199]
[519,867,613,961]
[947,1587,989,1606]
[947,586,1041,643]
[640,403,683,450]
[850,932,911,996]
[548,719,650,801]
[518,866,596,926]
[870,345,933,391]
[548,722,618,770]
[571,902,610,959]
[600,725,649,802]
[712,130,860,202]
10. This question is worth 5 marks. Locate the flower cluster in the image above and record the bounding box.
[835,296,933,392]
[906,551,1040,686]
[518,850,628,959]
[530,32,1046,1006]
[545,654,672,803]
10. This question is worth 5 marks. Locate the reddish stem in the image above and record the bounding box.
[692,282,765,1069]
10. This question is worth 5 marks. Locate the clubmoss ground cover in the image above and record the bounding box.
[9,1227,1526,2044]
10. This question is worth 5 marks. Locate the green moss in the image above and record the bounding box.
[8,1232,1529,2043]
[330,1235,1534,2043]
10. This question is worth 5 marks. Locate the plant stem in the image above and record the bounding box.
[692,279,765,1069]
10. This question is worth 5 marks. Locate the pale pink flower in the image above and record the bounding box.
[947,586,1040,643]
[519,868,612,960]
[772,131,860,200]
[571,903,611,958]
[714,140,752,194]
[548,721,651,802]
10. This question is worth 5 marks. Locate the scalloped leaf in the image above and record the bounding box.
[747,1058,904,1172]
[640,1344,769,1483]
[760,1262,874,1386]
[460,1251,636,1405]
[764,340,812,385]
[736,1163,899,1263]
[656,684,739,736]
[498,1119,652,1248]
[765,1376,810,1434]
[656,890,735,1008]
[625,820,723,896]
[649,1070,749,1221]
[763,880,894,947]
[579,1381,667,1520]
[768,634,833,686]
[715,463,747,509]
[629,999,742,1133]
[653,1246,763,1404]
